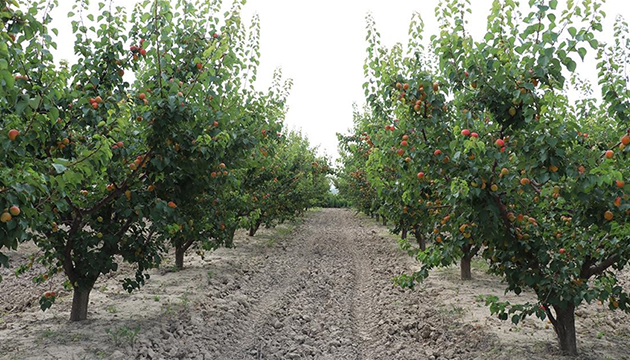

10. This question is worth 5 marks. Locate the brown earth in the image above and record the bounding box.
[0,208,628,359]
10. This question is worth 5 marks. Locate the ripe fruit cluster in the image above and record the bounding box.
[89,96,103,109]
[1,206,20,223]
[461,129,479,138]
[130,38,147,58]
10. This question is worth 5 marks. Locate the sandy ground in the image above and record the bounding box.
[0,208,628,359]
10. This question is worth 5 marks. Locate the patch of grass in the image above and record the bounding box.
[266,237,278,247]
[179,291,191,307]
[105,325,140,348]
[37,328,89,345]
[153,295,160,302]
[71,333,89,342]
[36,328,66,344]
[451,305,466,316]
[276,226,294,237]
[81,350,110,360]
[511,326,522,333]
[160,299,185,316]
[161,301,174,315]
[434,265,464,282]
[264,223,298,247]
[384,231,401,242]
[105,305,118,313]
[471,257,489,272]
[37,328,60,341]
[440,304,466,317]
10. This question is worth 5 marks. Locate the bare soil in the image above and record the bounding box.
[0,208,628,359]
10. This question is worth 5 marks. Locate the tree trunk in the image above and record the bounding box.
[552,303,578,356]
[175,239,195,270]
[382,217,387,226]
[175,245,185,270]
[370,213,375,219]
[414,225,425,251]
[70,284,94,321]
[225,226,237,248]
[460,255,472,280]
[375,214,380,222]
[249,219,262,237]
[401,227,407,240]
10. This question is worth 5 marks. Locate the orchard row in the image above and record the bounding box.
[336,0,630,356]
[0,0,330,321]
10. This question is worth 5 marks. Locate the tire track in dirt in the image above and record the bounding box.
[212,209,364,359]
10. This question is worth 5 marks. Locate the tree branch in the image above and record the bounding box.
[115,216,135,239]
[84,149,152,215]
[491,194,516,241]
[587,254,618,278]
[182,238,195,252]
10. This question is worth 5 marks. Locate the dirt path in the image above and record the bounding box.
[1,208,628,359]
[124,209,491,360]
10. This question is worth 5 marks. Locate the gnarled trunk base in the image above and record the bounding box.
[414,225,425,251]
[70,285,93,321]
[552,304,578,356]
[460,256,472,280]
[175,245,186,270]
[225,227,237,248]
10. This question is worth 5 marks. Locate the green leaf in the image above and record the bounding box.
[48,108,60,124]
[28,96,40,110]
[511,314,520,324]
[0,253,8,268]
[15,99,29,115]
[52,163,67,174]
[577,47,587,61]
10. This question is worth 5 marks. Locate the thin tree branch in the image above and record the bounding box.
[587,254,618,277]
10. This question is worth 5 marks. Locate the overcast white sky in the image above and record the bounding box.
[46,0,627,161]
